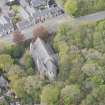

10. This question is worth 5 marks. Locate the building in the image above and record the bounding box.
[16,19,33,31]
[30,0,47,8]
[6,0,20,5]
[0,75,8,90]
[26,6,36,17]
[19,7,30,20]
[19,0,29,7]
[16,7,34,30]
[30,37,58,80]
[0,15,14,36]
[47,0,57,7]
[0,24,4,37]
[30,0,57,9]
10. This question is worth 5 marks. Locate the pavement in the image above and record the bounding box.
[77,11,105,22]
[1,10,105,43]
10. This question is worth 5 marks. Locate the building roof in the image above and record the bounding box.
[0,76,8,88]
[31,0,46,7]
[20,0,29,7]
[16,19,32,30]
[32,37,54,58]
[30,38,58,80]
[0,16,8,25]
[0,15,12,25]
[0,24,4,31]
[0,15,14,36]
[26,6,36,16]
[19,7,30,20]
[33,10,41,17]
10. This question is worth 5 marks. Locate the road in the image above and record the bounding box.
[77,11,105,22]
[1,10,105,43]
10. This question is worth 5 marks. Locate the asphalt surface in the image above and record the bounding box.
[1,10,105,43]
[77,11,105,22]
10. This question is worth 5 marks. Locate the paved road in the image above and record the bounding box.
[1,10,105,43]
[77,11,105,22]
[17,11,105,40]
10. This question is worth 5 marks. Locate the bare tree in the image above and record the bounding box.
[33,25,49,41]
[12,31,25,44]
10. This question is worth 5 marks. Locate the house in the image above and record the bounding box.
[32,7,63,23]
[49,6,63,17]
[0,15,14,36]
[0,75,8,90]
[40,8,51,20]
[47,0,57,7]
[16,7,34,30]
[30,0,47,8]
[16,19,33,31]
[30,37,58,80]
[6,0,20,5]
[33,10,42,23]
[26,6,36,17]
[19,7,30,20]
[0,24,4,37]
[30,0,57,9]
[19,0,29,7]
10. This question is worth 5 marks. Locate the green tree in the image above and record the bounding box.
[41,84,60,105]
[81,85,105,105]
[5,44,25,59]
[93,20,105,53]
[60,85,81,105]
[0,98,8,105]
[20,50,34,75]
[0,54,13,72]
[24,76,44,104]
[7,65,26,84]
[64,0,77,15]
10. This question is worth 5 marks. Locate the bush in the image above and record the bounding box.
[5,45,25,59]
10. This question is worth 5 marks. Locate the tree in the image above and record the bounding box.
[60,0,105,16]
[64,0,77,15]
[12,31,25,44]
[10,5,20,14]
[41,84,60,105]
[57,41,71,80]
[11,78,27,101]
[11,77,34,105]
[55,0,67,7]
[5,44,25,59]
[0,54,13,72]
[12,15,21,28]
[81,85,105,105]
[60,85,81,105]
[0,98,8,105]
[11,76,44,104]
[81,60,105,82]
[24,76,44,104]
[7,65,26,84]
[93,20,105,53]
[0,41,10,54]
[20,50,35,75]
[20,50,34,69]
[11,5,21,28]
[33,25,49,40]
[78,22,95,48]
